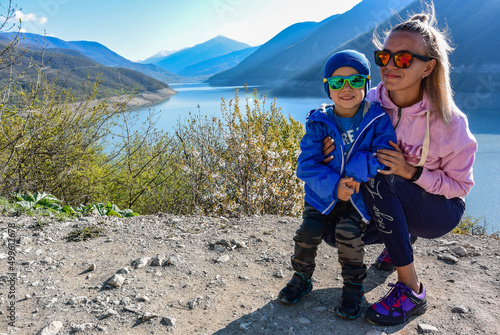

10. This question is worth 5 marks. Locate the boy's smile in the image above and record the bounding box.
[329,66,366,118]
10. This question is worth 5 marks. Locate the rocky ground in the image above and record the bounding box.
[0,213,499,335]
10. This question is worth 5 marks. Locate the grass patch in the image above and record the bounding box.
[66,225,106,242]
[453,215,499,238]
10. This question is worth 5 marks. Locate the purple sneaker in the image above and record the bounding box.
[375,248,395,271]
[366,282,427,326]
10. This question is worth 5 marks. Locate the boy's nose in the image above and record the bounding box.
[340,81,353,91]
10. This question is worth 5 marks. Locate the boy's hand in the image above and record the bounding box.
[337,177,355,201]
[345,179,361,193]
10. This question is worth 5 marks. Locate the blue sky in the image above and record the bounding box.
[7,0,362,61]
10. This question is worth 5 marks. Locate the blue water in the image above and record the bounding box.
[132,83,500,233]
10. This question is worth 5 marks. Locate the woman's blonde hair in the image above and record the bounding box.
[374,2,457,123]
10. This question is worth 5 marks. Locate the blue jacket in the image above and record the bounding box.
[297,101,397,221]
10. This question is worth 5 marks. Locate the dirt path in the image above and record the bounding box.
[1,214,499,334]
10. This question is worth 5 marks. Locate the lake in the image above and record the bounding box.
[131,83,500,234]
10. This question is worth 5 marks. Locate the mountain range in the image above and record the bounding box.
[0,32,182,85]
[145,35,253,79]
[1,0,498,109]
[207,0,415,86]
[270,0,500,109]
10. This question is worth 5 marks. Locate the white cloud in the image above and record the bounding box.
[14,10,48,25]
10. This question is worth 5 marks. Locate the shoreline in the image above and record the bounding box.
[83,87,178,111]
[123,87,178,109]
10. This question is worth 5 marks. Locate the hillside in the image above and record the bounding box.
[207,0,414,86]
[0,46,174,102]
[274,0,500,110]
[2,213,499,334]
[154,36,251,75]
[0,32,182,84]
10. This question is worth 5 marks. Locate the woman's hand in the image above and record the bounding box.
[322,136,335,164]
[375,140,417,179]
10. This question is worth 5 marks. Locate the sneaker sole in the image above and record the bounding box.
[366,301,428,326]
[335,307,361,320]
[277,283,313,305]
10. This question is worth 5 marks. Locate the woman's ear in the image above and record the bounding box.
[425,58,437,76]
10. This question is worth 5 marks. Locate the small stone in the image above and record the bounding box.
[238,275,250,281]
[216,254,230,263]
[452,305,469,313]
[213,244,226,252]
[99,309,117,320]
[106,274,125,288]
[274,269,284,278]
[165,255,183,266]
[38,321,63,335]
[41,257,53,265]
[313,306,328,312]
[141,312,158,321]
[138,296,150,302]
[88,263,96,271]
[117,267,130,274]
[188,296,203,309]
[418,323,439,333]
[67,296,86,305]
[438,254,459,264]
[239,322,250,330]
[19,236,33,245]
[297,317,311,324]
[123,305,141,314]
[151,254,164,266]
[452,246,467,257]
[25,294,32,300]
[132,257,151,269]
[161,316,176,327]
[232,239,247,248]
[71,323,94,333]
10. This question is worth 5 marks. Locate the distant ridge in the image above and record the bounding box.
[0,32,182,84]
[0,41,174,102]
[152,35,251,75]
[178,46,259,78]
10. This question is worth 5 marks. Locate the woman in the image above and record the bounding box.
[323,4,477,326]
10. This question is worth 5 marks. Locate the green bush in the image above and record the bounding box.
[167,88,305,216]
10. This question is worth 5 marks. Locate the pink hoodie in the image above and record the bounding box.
[367,82,477,199]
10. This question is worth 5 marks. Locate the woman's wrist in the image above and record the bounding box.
[406,166,423,182]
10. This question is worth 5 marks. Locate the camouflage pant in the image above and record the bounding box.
[291,201,367,283]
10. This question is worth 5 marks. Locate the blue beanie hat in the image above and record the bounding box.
[323,49,370,99]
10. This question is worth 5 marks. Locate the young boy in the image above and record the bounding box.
[278,50,397,319]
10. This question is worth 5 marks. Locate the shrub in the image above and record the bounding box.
[170,88,305,216]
